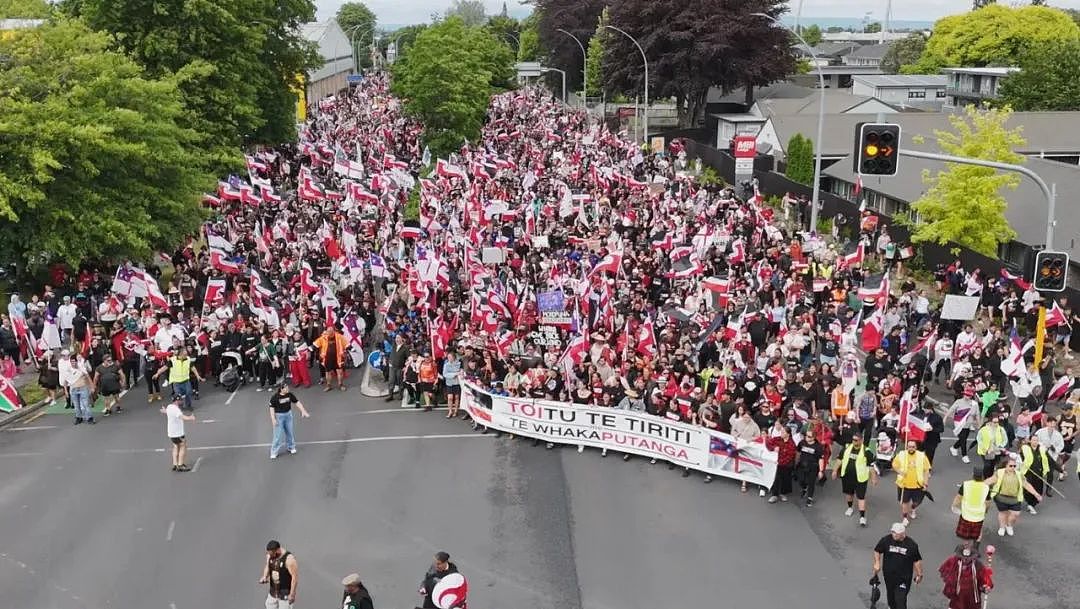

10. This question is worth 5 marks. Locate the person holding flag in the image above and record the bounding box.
[892,439,932,526]
[945,387,981,465]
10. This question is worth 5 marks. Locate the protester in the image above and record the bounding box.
[162,395,196,472]
[418,551,459,609]
[260,540,299,608]
[872,522,923,609]
[938,542,992,609]
[340,573,374,609]
[268,382,311,460]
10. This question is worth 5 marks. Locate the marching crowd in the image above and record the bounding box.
[2,73,1079,609]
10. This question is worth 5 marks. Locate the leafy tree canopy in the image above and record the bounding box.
[517,10,542,62]
[0,18,213,268]
[998,38,1080,111]
[485,13,520,55]
[392,17,513,156]
[800,24,822,46]
[0,0,50,17]
[910,106,1024,257]
[533,0,605,91]
[63,0,321,157]
[881,33,927,74]
[603,0,796,129]
[912,5,1079,72]
[336,1,375,34]
[445,0,486,27]
[584,8,609,97]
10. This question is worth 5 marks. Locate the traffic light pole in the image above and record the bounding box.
[899,149,1059,368]
[898,149,1056,249]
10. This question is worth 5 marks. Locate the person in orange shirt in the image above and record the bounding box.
[417,353,438,412]
[313,326,348,392]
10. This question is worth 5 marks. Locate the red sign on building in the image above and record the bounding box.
[733,135,757,158]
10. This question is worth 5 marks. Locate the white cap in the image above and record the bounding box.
[890,522,907,534]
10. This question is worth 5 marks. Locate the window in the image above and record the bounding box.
[936,90,946,98]
[907,90,926,99]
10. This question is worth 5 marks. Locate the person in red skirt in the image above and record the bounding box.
[286,329,312,389]
[938,542,993,609]
[950,468,991,543]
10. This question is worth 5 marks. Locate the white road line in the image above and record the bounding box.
[200,419,217,423]
[355,407,449,415]
[107,433,494,454]
[0,451,45,458]
[166,520,175,542]
[5,426,59,431]
[225,390,238,405]
[191,456,203,473]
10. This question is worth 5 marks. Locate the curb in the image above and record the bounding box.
[0,398,50,430]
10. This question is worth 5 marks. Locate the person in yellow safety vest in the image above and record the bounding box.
[891,439,931,526]
[950,468,990,543]
[832,434,879,527]
[153,346,204,411]
[985,458,1041,538]
[1019,435,1061,515]
[975,414,1008,478]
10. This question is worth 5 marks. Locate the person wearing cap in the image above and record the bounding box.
[340,573,374,609]
[946,387,981,465]
[1018,434,1060,515]
[871,522,923,609]
[154,345,203,410]
[162,395,196,471]
[938,542,992,609]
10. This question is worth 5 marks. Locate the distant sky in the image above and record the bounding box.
[314,0,1080,26]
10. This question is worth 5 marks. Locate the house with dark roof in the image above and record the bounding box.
[842,44,893,68]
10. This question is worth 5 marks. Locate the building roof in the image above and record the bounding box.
[845,44,893,60]
[755,91,895,117]
[941,67,1020,76]
[712,113,768,123]
[822,32,915,43]
[809,42,861,58]
[853,74,947,88]
[299,20,353,84]
[824,155,1080,256]
[706,82,818,105]
[768,111,1080,159]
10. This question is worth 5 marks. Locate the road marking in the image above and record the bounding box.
[200,419,217,423]
[107,433,494,454]
[191,456,203,473]
[354,407,449,415]
[5,425,58,431]
[0,451,45,458]
[225,390,238,405]
[166,520,175,541]
[21,410,48,425]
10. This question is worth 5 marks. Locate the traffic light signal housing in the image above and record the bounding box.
[853,122,901,176]
[1034,250,1069,292]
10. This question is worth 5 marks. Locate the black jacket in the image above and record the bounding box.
[342,586,374,609]
[420,562,460,609]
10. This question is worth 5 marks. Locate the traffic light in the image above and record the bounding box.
[1034,250,1069,292]
[853,123,901,176]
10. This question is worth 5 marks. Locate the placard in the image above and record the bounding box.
[536,290,565,313]
[941,295,980,321]
[540,310,572,326]
[481,247,506,264]
[528,325,562,347]
[531,235,550,249]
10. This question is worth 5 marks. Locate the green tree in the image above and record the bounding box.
[485,13,521,55]
[446,0,486,26]
[800,24,822,46]
[912,5,1079,72]
[585,8,608,97]
[0,0,51,17]
[973,0,996,8]
[881,32,927,73]
[910,106,1024,257]
[382,24,428,62]
[392,17,513,156]
[64,0,320,155]
[0,18,213,268]
[336,2,377,69]
[518,11,542,61]
[534,0,605,91]
[998,39,1080,110]
[865,21,882,33]
[785,134,814,185]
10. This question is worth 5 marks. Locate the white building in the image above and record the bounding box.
[941,66,1020,109]
[300,20,355,104]
[852,74,947,109]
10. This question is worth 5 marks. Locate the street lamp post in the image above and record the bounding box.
[556,28,587,107]
[753,12,825,233]
[348,25,377,73]
[604,25,648,144]
[541,67,567,103]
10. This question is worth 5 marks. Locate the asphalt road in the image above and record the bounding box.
[0,379,1077,609]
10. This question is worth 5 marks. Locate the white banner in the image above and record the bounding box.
[462,382,777,487]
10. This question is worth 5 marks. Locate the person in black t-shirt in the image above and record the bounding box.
[795,430,826,506]
[268,383,311,460]
[872,522,923,609]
